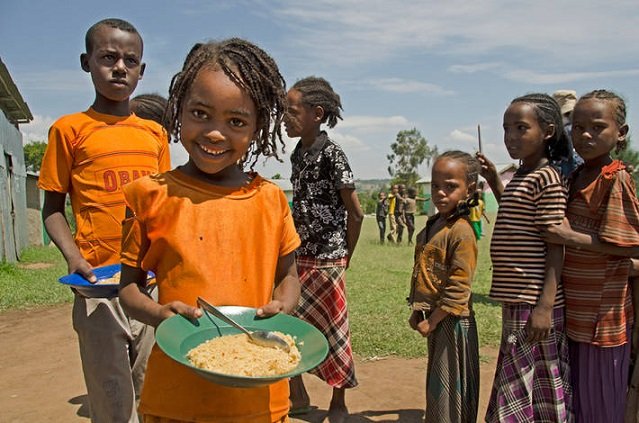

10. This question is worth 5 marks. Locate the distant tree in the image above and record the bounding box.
[357,191,377,215]
[23,141,47,172]
[387,128,437,186]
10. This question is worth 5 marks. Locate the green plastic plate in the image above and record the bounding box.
[155,306,328,388]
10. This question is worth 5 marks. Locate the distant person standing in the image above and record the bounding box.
[468,182,486,240]
[552,89,582,177]
[285,76,364,422]
[395,184,407,244]
[404,187,418,244]
[376,191,389,244]
[387,184,399,243]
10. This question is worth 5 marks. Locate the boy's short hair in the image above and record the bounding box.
[85,18,142,54]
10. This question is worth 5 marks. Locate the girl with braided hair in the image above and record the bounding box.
[119,38,301,422]
[478,93,573,422]
[285,76,364,422]
[407,150,480,423]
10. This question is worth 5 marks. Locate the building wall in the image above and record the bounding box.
[0,111,28,262]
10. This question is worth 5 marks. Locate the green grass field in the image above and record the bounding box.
[0,215,501,358]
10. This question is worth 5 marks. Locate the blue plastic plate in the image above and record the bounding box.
[58,264,154,298]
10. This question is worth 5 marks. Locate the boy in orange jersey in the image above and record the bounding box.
[38,18,170,423]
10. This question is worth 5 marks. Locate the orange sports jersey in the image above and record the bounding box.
[38,108,171,266]
[121,170,300,422]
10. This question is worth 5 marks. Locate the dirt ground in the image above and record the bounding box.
[0,304,497,422]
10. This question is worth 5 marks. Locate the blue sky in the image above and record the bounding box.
[2,0,639,180]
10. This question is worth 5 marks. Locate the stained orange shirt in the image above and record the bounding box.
[121,170,301,422]
[38,108,171,266]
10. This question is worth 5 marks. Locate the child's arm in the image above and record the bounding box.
[542,217,639,257]
[119,264,202,327]
[476,153,504,202]
[257,251,300,317]
[340,188,365,267]
[526,241,562,342]
[42,191,96,282]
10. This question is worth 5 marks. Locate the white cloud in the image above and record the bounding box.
[340,115,410,130]
[367,78,454,96]
[330,131,368,151]
[503,68,639,85]
[449,62,503,74]
[449,129,476,143]
[21,114,55,144]
[270,0,639,68]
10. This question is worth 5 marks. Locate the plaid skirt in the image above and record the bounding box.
[425,314,480,423]
[293,256,358,389]
[486,303,573,423]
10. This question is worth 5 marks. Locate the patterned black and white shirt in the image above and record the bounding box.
[290,131,355,259]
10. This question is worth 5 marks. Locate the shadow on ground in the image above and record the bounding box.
[291,408,424,422]
[68,395,90,418]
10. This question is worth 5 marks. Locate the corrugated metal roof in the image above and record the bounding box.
[0,57,33,125]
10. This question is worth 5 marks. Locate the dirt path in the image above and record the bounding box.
[0,304,497,422]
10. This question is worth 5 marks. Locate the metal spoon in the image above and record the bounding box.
[197,297,291,353]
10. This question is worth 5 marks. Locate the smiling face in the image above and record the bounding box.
[571,98,628,165]
[502,102,553,169]
[431,157,472,218]
[179,66,257,184]
[81,25,144,111]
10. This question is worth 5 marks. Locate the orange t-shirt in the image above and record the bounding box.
[38,108,171,266]
[121,170,301,422]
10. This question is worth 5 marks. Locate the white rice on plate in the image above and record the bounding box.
[187,332,301,377]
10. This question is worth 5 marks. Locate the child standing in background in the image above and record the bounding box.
[118,38,301,422]
[387,184,399,243]
[407,150,480,423]
[376,191,388,243]
[542,90,639,422]
[38,18,170,423]
[478,93,573,422]
[404,186,418,244]
[284,76,364,423]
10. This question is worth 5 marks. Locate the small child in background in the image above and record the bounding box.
[285,76,364,422]
[468,182,486,240]
[407,150,480,422]
[376,191,388,243]
[387,184,399,243]
[118,38,301,422]
[404,186,419,244]
[130,93,168,129]
[542,90,639,422]
[478,93,573,422]
[38,18,170,422]
[395,184,407,243]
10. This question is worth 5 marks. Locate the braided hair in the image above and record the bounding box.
[578,89,628,151]
[435,150,480,187]
[510,93,570,163]
[434,150,481,219]
[291,76,343,128]
[130,93,168,129]
[165,38,287,169]
[85,18,141,54]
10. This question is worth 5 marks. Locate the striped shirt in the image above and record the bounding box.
[563,161,639,346]
[489,165,567,305]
